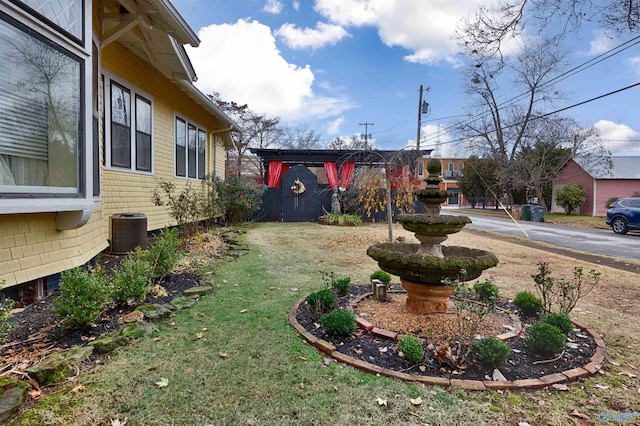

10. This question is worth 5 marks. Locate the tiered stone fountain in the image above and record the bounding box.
[367,159,499,314]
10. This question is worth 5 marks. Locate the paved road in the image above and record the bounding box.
[445,210,640,263]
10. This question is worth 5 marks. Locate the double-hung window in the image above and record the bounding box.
[175,116,206,179]
[104,74,153,173]
[0,1,87,196]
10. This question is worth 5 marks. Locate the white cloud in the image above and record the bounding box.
[627,56,640,79]
[313,0,495,65]
[263,0,283,14]
[276,22,351,49]
[292,0,300,11]
[594,120,640,153]
[326,116,345,134]
[187,19,354,121]
[587,31,616,55]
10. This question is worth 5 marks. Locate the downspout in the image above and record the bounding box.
[593,179,597,217]
[208,125,234,178]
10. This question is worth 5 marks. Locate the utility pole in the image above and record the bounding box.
[416,85,430,152]
[359,122,374,149]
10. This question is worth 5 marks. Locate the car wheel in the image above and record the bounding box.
[612,217,629,234]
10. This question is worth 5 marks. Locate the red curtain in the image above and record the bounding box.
[324,161,339,188]
[340,162,355,189]
[267,161,289,187]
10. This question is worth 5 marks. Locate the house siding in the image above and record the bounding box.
[0,2,231,290]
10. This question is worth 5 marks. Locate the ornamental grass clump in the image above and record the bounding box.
[472,336,511,368]
[541,312,574,335]
[54,267,112,329]
[145,227,182,278]
[525,322,566,357]
[513,291,543,317]
[398,335,425,364]
[319,310,356,336]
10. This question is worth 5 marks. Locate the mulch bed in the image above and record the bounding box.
[296,284,597,381]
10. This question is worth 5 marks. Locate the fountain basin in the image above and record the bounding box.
[366,243,499,284]
[396,214,472,235]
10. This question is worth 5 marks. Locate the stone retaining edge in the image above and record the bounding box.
[290,295,606,391]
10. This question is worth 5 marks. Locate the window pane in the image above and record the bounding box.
[135,95,151,171]
[111,83,130,168]
[15,0,83,41]
[188,124,196,178]
[175,118,186,176]
[198,129,206,179]
[0,15,81,191]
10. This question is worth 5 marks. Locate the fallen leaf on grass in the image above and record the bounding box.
[410,397,422,406]
[218,352,228,358]
[72,385,86,393]
[28,389,42,399]
[324,358,331,366]
[240,309,248,313]
[299,383,305,389]
[377,397,388,407]
[570,409,589,419]
[111,419,127,426]
[552,384,569,391]
[620,370,637,378]
[147,365,157,371]
[196,332,203,339]
[201,327,208,332]
[595,384,609,390]
[155,378,169,388]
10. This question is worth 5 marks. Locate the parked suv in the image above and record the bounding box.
[606,197,640,234]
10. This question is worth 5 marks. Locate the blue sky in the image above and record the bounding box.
[173,0,640,156]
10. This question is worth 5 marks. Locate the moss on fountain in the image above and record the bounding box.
[367,243,499,284]
[396,214,471,235]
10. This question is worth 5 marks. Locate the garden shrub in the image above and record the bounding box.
[473,279,499,304]
[54,267,112,329]
[322,213,363,226]
[319,310,356,336]
[145,227,182,278]
[525,322,566,356]
[398,335,425,364]
[152,179,208,235]
[305,289,336,319]
[207,176,264,224]
[333,277,351,296]
[532,262,601,315]
[472,336,511,368]
[370,270,391,285]
[112,249,153,302]
[541,313,574,335]
[513,291,542,316]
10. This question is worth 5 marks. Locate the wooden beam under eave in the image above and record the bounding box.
[101,16,139,48]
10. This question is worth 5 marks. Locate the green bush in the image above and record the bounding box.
[472,336,511,368]
[54,267,112,329]
[112,249,153,302]
[541,313,574,335]
[333,277,351,296]
[319,310,356,336]
[525,322,566,356]
[305,289,336,319]
[555,183,586,215]
[323,213,363,226]
[208,176,265,225]
[473,279,499,304]
[370,270,391,285]
[145,227,182,278]
[513,291,542,316]
[398,335,425,364]
[151,179,208,235]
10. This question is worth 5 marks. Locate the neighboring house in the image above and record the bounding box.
[552,157,640,216]
[416,157,466,206]
[0,0,238,299]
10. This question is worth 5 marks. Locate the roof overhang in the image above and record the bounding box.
[249,149,433,167]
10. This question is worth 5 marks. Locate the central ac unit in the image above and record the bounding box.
[110,213,148,254]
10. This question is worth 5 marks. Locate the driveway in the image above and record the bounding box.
[447,210,640,271]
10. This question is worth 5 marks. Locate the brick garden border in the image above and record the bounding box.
[289,293,606,390]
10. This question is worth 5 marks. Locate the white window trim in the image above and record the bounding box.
[103,72,154,175]
[0,1,93,216]
[174,113,207,180]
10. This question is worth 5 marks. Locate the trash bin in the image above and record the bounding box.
[511,205,522,220]
[521,205,532,221]
[531,206,546,222]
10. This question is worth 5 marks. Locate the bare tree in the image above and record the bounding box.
[327,134,371,150]
[457,37,566,205]
[460,0,639,56]
[279,123,322,149]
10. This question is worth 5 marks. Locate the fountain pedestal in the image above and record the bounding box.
[400,278,455,313]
